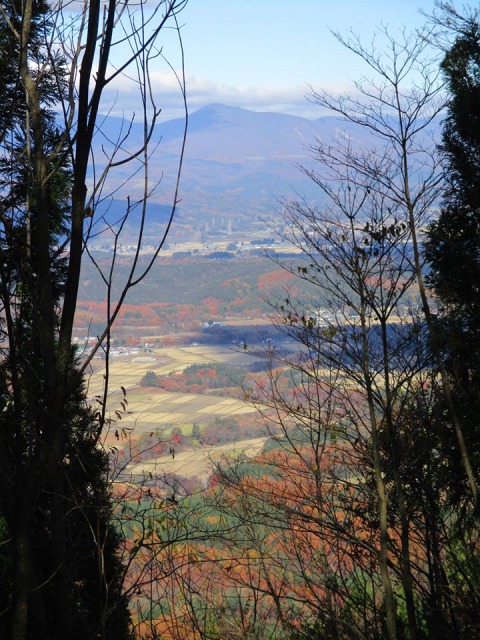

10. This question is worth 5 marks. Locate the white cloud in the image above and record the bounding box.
[100,69,356,122]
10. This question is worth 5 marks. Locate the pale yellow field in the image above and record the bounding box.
[128,436,267,483]
[86,345,254,395]
[110,389,257,433]
[86,345,259,433]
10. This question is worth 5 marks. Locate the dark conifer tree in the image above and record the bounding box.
[422,13,480,636]
[424,13,480,505]
[0,3,131,637]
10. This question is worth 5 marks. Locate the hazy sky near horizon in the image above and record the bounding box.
[109,0,443,121]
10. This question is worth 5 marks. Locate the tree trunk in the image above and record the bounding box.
[359,289,397,640]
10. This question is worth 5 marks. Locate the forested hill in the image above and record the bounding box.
[78,253,321,309]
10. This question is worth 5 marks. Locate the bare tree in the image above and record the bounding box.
[201,25,452,640]
[307,23,477,507]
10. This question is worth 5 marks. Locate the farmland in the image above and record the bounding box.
[128,436,267,484]
[87,343,269,484]
[86,344,259,397]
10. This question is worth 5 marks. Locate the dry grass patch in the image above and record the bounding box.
[105,389,257,433]
[128,437,267,484]
[87,344,263,437]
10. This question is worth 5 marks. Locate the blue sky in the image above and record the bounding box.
[108,0,441,121]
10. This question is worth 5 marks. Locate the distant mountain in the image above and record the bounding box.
[91,103,439,241]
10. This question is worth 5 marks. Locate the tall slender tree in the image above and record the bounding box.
[424,6,480,510]
[0,3,131,638]
[0,1,188,638]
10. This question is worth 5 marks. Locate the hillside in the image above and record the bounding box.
[91,103,435,244]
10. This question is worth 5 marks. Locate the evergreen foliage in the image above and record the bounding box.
[424,11,480,505]
[0,2,131,637]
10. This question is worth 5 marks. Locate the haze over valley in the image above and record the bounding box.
[89,102,438,250]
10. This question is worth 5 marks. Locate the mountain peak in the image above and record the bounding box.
[189,103,252,131]
[196,103,247,114]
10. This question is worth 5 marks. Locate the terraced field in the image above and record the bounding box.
[86,344,259,433]
[109,387,257,433]
[128,436,267,484]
